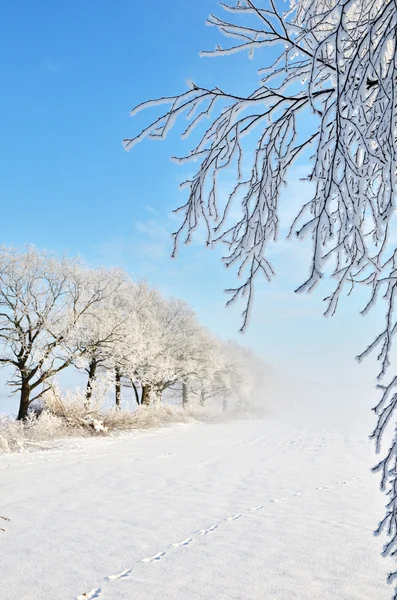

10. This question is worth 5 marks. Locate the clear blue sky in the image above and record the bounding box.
[0,0,385,416]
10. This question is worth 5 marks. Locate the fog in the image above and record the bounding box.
[0,355,381,437]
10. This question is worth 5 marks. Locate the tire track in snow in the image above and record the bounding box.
[74,475,362,599]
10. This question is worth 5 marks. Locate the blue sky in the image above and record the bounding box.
[0,0,386,416]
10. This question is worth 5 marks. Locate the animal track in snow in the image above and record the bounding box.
[195,524,218,535]
[79,474,362,598]
[141,551,166,563]
[105,568,133,581]
[268,476,361,504]
[107,537,193,579]
[171,538,193,548]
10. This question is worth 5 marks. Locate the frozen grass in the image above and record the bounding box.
[0,379,274,454]
[0,393,221,454]
[0,412,72,453]
[103,403,220,430]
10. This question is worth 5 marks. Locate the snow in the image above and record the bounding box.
[1,408,390,600]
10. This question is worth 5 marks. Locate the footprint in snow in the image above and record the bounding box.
[225,514,242,521]
[141,551,166,563]
[316,486,328,490]
[76,588,102,600]
[195,525,218,535]
[249,505,264,512]
[105,568,133,581]
[171,538,193,548]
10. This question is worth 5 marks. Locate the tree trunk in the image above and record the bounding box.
[182,382,188,409]
[223,396,228,412]
[17,380,31,421]
[152,387,162,404]
[131,379,140,405]
[200,388,205,407]
[115,366,122,410]
[86,358,98,408]
[141,384,151,406]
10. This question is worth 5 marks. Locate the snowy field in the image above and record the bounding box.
[1,396,391,600]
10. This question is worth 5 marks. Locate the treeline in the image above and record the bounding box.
[0,246,270,420]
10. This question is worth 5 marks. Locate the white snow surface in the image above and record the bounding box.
[1,408,390,600]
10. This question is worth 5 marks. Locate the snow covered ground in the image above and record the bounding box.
[1,403,391,600]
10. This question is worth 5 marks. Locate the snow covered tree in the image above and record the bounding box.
[157,302,219,404]
[130,295,209,405]
[108,280,166,406]
[227,342,272,411]
[125,0,397,592]
[73,274,138,408]
[219,341,259,411]
[186,335,231,409]
[109,280,166,408]
[185,338,265,411]
[0,246,124,419]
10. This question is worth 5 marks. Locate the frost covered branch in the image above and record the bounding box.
[125,0,396,326]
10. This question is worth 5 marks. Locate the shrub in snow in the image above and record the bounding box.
[102,403,219,431]
[41,378,111,436]
[0,412,69,453]
[0,404,220,453]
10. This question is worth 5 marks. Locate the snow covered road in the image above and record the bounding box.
[1,416,390,599]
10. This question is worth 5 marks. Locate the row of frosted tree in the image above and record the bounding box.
[0,246,269,420]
